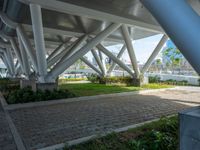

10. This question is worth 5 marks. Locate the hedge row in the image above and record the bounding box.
[87,75,135,85]
[6,87,76,104]
[149,76,189,86]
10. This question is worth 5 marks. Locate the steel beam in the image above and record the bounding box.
[121,25,140,78]
[141,34,168,74]
[19,0,163,33]
[6,48,15,76]
[47,36,87,68]
[46,23,121,80]
[98,50,107,74]
[81,57,103,76]
[30,4,47,82]
[58,35,88,64]
[97,44,134,77]
[0,12,17,29]
[107,44,126,75]
[91,49,106,75]
[22,24,124,44]
[16,25,38,72]
[47,45,73,68]
[47,41,69,62]
[10,38,24,73]
[18,36,31,76]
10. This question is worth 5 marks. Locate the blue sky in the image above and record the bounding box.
[86,34,165,64]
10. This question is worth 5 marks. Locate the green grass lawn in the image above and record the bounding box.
[59,83,173,97]
[64,116,178,150]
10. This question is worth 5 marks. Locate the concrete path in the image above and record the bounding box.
[0,102,17,150]
[1,86,200,150]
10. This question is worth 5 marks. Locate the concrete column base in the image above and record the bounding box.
[20,79,36,91]
[129,76,149,87]
[36,82,58,91]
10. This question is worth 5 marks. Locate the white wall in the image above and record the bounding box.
[147,73,200,86]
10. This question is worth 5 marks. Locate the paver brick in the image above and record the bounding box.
[8,88,200,150]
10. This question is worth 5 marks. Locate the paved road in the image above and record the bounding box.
[0,103,17,150]
[7,87,200,150]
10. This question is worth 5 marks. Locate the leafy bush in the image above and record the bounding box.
[164,79,188,86]
[149,76,189,86]
[87,75,135,85]
[129,117,178,150]
[64,116,179,150]
[0,78,20,93]
[149,76,161,83]
[87,74,100,83]
[6,87,76,104]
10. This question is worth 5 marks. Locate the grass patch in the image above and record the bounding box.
[141,83,174,89]
[64,116,178,150]
[59,83,173,97]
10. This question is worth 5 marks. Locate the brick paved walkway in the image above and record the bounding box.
[0,104,17,150]
[6,87,200,150]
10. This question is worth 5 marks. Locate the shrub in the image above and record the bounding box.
[0,78,20,93]
[149,76,189,86]
[87,75,135,85]
[127,117,178,150]
[164,79,188,86]
[149,76,161,83]
[64,116,178,150]
[87,74,100,83]
[6,87,76,104]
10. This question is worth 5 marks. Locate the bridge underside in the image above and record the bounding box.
[0,0,199,89]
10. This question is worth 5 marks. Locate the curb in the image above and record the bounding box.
[4,87,178,110]
[0,93,26,150]
[38,115,176,150]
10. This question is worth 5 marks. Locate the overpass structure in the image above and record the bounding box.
[0,0,199,87]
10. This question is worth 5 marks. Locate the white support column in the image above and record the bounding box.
[10,38,24,73]
[121,25,140,78]
[97,44,134,76]
[18,36,31,76]
[141,0,200,74]
[58,35,88,64]
[46,23,121,81]
[15,60,19,69]
[30,3,47,82]
[98,50,107,75]
[141,34,168,74]
[47,35,87,68]
[16,25,38,72]
[91,49,106,76]
[107,44,126,75]
[81,57,103,76]
[6,48,15,76]
[47,45,73,68]
[15,60,22,76]
[98,50,103,62]
[47,41,69,62]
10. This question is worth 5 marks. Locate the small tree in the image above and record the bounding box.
[163,48,183,73]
